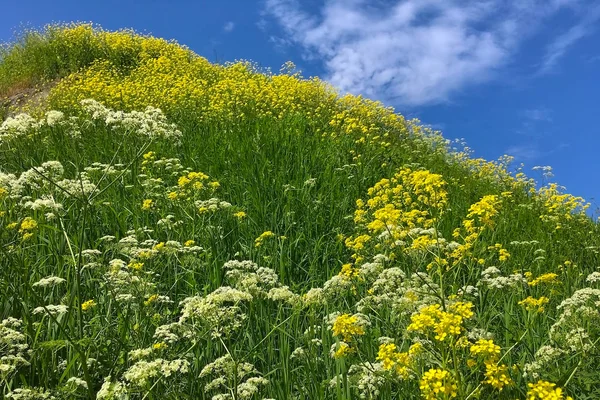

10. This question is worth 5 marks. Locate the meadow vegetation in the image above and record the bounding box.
[0,23,599,399]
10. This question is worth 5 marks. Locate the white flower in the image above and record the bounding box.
[32,276,66,289]
[32,305,68,316]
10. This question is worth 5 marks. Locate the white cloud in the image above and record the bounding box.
[539,4,600,73]
[263,0,595,106]
[223,21,235,33]
[506,144,543,161]
[523,107,553,123]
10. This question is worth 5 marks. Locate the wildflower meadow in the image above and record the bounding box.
[1,24,599,400]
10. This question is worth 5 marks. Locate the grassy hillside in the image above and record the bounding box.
[1,23,598,400]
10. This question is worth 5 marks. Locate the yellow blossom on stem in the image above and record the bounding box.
[81,299,96,311]
[527,380,573,400]
[332,314,365,342]
[518,296,550,313]
[484,362,512,391]
[419,368,457,400]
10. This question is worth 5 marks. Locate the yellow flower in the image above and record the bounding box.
[448,301,474,319]
[167,191,178,200]
[407,303,469,342]
[331,314,365,342]
[338,263,359,280]
[528,273,560,287]
[233,211,247,220]
[153,342,168,350]
[484,362,512,391]
[254,230,275,247]
[19,217,38,232]
[6,222,18,230]
[527,380,572,400]
[128,261,144,271]
[144,294,159,306]
[470,339,501,362]
[81,299,97,311]
[518,296,549,313]
[332,342,353,359]
[141,199,153,210]
[419,368,457,400]
[184,240,195,247]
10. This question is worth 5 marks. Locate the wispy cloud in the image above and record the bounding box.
[539,3,600,73]
[223,21,235,33]
[506,144,543,161]
[523,107,553,123]
[506,141,569,162]
[263,0,596,106]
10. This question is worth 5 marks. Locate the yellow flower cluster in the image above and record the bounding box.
[331,313,366,342]
[538,183,589,230]
[419,368,457,400]
[528,273,559,287]
[527,380,573,400]
[407,303,473,342]
[44,25,429,153]
[141,198,153,210]
[376,342,421,378]
[470,339,501,360]
[19,216,37,241]
[338,263,360,281]
[254,230,275,247]
[483,362,512,391]
[332,342,353,359]
[519,296,550,313]
[347,167,448,260]
[450,194,503,266]
[81,299,96,311]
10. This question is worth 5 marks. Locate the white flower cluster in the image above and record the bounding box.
[32,276,66,289]
[122,358,189,387]
[5,388,55,400]
[479,266,527,290]
[81,99,182,142]
[96,377,128,400]
[0,318,30,379]
[32,305,69,317]
[355,267,439,316]
[179,286,253,338]
[200,354,268,400]
[348,362,387,399]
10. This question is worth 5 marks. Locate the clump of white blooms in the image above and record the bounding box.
[523,287,600,380]
[0,318,30,379]
[200,354,268,400]
[348,362,387,399]
[586,271,600,283]
[302,287,325,306]
[96,377,128,400]
[5,388,55,400]
[65,377,88,390]
[32,305,69,317]
[81,99,182,142]
[179,286,253,338]
[355,268,439,316]
[1,100,181,146]
[123,358,189,387]
[0,113,40,143]
[224,260,285,298]
[479,266,527,290]
[32,276,66,289]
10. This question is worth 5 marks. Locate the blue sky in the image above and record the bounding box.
[2,0,600,212]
